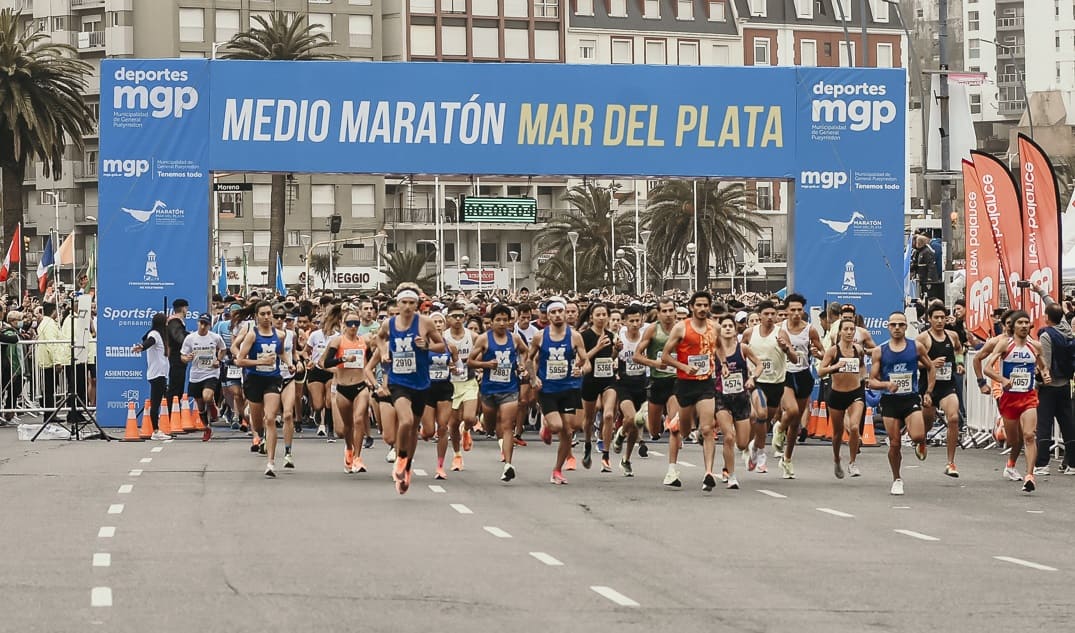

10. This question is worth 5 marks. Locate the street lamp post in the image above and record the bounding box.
[567,231,579,294]
[508,250,519,295]
[220,242,231,295]
[614,248,625,294]
[640,229,651,295]
[461,255,470,291]
[608,210,616,291]
[300,234,311,297]
[242,242,253,296]
[686,242,697,293]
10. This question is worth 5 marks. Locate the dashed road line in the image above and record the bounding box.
[450,503,473,515]
[107,504,124,515]
[413,468,427,477]
[648,451,664,457]
[590,586,640,607]
[164,439,174,443]
[757,489,787,499]
[97,527,116,538]
[529,552,564,566]
[1027,510,1045,514]
[483,526,512,538]
[993,556,1057,571]
[118,485,133,494]
[428,485,446,493]
[150,447,163,453]
[677,460,697,468]
[140,458,152,463]
[128,469,143,477]
[892,506,912,510]
[894,529,940,542]
[93,553,111,568]
[90,587,112,607]
[816,507,855,518]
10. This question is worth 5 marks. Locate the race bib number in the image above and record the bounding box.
[688,354,711,376]
[490,367,512,383]
[723,372,744,394]
[594,357,614,379]
[890,372,913,395]
[547,359,569,380]
[625,361,646,377]
[840,358,860,374]
[392,351,416,374]
[226,365,242,380]
[256,352,276,373]
[342,350,364,370]
[430,361,450,382]
[936,362,953,381]
[762,359,774,374]
[1009,370,1032,393]
[195,352,215,369]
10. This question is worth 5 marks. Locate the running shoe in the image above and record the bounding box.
[834,460,845,480]
[151,430,170,441]
[436,467,447,480]
[613,428,625,454]
[596,439,606,453]
[687,430,700,445]
[663,467,682,487]
[539,424,552,445]
[344,449,354,473]
[720,468,729,483]
[914,441,927,461]
[600,458,612,473]
[316,424,327,437]
[890,479,905,495]
[664,414,680,433]
[565,455,577,471]
[327,436,336,444]
[385,447,397,463]
[258,439,267,455]
[207,401,219,424]
[250,435,261,453]
[780,458,795,480]
[1003,465,1022,481]
[240,423,250,433]
[264,462,276,478]
[621,459,633,477]
[848,462,862,477]
[550,470,568,485]
[451,455,464,471]
[202,426,212,442]
[393,456,408,491]
[1022,474,1036,493]
[747,449,757,472]
[353,458,366,473]
[284,454,295,469]
[462,429,474,452]
[772,422,785,453]
[755,451,768,474]
[582,444,593,470]
[1032,466,1050,476]
[726,475,740,490]
[702,472,717,492]
[363,435,374,449]
[1063,465,1075,475]
[501,464,516,482]
[946,463,960,478]
[513,435,527,447]
[638,441,649,458]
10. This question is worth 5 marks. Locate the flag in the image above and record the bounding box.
[217,256,228,297]
[971,150,1023,309]
[275,253,285,296]
[55,232,75,266]
[1068,186,1075,215]
[902,236,917,299]
[0,223,19,282]
[37,236,54,293]
[963,159,999,341]
[1017,134,1062,329]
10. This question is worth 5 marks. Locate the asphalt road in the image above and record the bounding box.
[2,425,1074,633]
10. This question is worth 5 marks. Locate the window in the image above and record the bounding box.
[52,16,67,31]
[839,40,855,66]
[756,183,772,210]
[968,38,980,59]
[252,184,271,218]
[678,41,699,65]
[757,227,773,261]
[871,0,888,23]
[795,0,812,19]
[442,25,467,56]
[441,0,467,12]
[749,0,765,17]
[504,28,529,58]
[610,0,627,17]
[834,0,851,20]
[411,0,435,12]
[416,241,437,263]
[444,243,456,263]
[677,0,693,19]
[311,184,335,218]
[472,0,499,15]
[968,11,979,31]
[876,42,893,68]
[110,12,120,27]
[473,27,498,57]
[644,0,660,19]
[708,1,725,21]
[349,15,372,48]
[506,243,523,262]
[645,40,667,64]
[286,230,302,248]
[253,231,270,262]
[579,39,597,62]
[215,10,240,43]
[411,25,436,56]
[480,242,498,264]
[39,190,66,205]
[711,44,730,65]
[219,192,243,218]
[534,30,559,60]
[576,0,594,15]
[534,0,558,18]
[611,38,633,64]
[1057,35,1062,51]
[970,94,981,115]
[504,0,530,17]
[753,38,770,66]
[308,13,332,39]
[179,8,204,43]
[800,39,817,66]
[351,185,375,218]
[81,15,102,32]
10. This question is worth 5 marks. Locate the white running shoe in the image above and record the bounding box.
[780,458,795,479]
[1003,466,1022,481]
[385,447,397,463]
[1032,466,1050,476]
[890,479,904,495]
[150,430,170,441]
[755,451,768,473]
[848,462,862,478]
[1063,466,1075,475]
[264,462,276,478]
[772,422,785,454]
[663,467,682,487]
[726,475,740,490]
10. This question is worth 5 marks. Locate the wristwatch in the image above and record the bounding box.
[977,378,987,387]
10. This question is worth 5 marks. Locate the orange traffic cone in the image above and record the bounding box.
[159,401,172,435]
[191,399,207,431]
[180,394,195,432]
[861,407,878,446]
[139,399,153,439]
[122,402,143,441]
[820,402,833,441]
[806,400,820,437]
[170,397,186,434]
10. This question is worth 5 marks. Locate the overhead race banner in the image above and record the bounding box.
[1017,134,1062,329]
[98,60,210,425]
[97,60,905,424]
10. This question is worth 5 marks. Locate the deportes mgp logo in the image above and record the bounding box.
[810,81,897,133]
[112,66,199,121]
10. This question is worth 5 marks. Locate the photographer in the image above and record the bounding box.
[1,307,27,425]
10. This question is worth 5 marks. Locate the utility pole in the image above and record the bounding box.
[938,0,953,274]
[860,0,868,67]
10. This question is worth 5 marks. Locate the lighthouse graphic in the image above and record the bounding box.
[842,261,856,291]
[145,251,159,282]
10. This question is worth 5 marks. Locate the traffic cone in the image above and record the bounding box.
[170,397,186,434]
[861,407,878,446]
[180,394,196,432]
[191,398,207,431]
[820,402,833,441]
[139,399,153,439]
[159,401,172,435]
[122,402,143,441]
[806,400,820,437]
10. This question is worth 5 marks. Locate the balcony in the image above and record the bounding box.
[996,17,1024,30]
[71,0,106,9]
[997,73,1023,86]
[77,31,105,50]
[74,160,98,181]
[998,100,1026,115]
[384,207,570,224]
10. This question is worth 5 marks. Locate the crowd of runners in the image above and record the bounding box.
[131,282,1075,496]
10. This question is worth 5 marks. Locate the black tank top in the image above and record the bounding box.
[924,330,956,385]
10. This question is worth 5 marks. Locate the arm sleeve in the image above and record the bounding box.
[322,346,342,367]
[140,333,157,350]
[1040,331,1054,368]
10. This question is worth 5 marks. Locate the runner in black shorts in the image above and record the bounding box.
[633,298,679,442]
[916,302,964,477]
[776,294,821,480]
[715,314,761,490]
[612,305,649,474]
[819,318,867,479]
[580,303,619,472]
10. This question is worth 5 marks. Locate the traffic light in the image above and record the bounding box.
[330,214,341,234]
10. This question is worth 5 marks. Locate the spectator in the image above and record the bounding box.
[132,312,171,440]
[166,299,190,403]
[1,308,25,425]
[35,302,69,411]
[911,233,942,301]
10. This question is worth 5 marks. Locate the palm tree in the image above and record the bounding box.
[534,182,636,292]
[221,11,341,289]
[642,180,763,291]
[382,250,436,292]
[0,9,96,259]
[308,251,339,289]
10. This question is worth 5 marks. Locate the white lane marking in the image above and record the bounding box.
[150,447,163,453]
[1027,510,1045,514]
[590,586,640,607]
[140,458,152,463]
[128,469,143,477]
[107,504,124,515]
[907,465,920,469]
[892,506,912,510]
[993,556,1057,572]
[450,503,473,515]
[648,451,664,457]
[677,460,697,468]
[483,526,512,538]
[93,553,111,568]
[118,485,133,494]
[164,439,174,443]
[413,469,427,477]
[529,552,564,566]
[90,587,112,607]
[894,529,940,542]
[428,485,446,493]
[757,489,787,499]
[816,507,855,518]
[97,527,115,538]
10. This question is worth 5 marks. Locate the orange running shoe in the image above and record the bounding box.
[435,467,447,480]
[344,448,354,473]
[451,455,464,471]
[540,424,552,445]
[402,466,412,493]
[513,435,527,447]
[565,455,577,471]
[462,429,473,452]
[665,414,680,433]
[353,457,366,473]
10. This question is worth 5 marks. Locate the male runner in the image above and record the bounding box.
[915,302,964,477]
[444,302,478,471]
[775,294,820,479]
[741,300,795,473]
[633,297,679,448]
[613,304,649,476]
[180,314,225,442]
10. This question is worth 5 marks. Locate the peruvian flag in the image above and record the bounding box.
[0,223,19,282]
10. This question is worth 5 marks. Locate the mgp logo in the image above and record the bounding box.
[112,66,199,119]
[800,170,849,190]
[102,158,150,178]
[811,81,897,132]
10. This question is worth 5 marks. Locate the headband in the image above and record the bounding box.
[547,301,566,312]
[397,290,420,301]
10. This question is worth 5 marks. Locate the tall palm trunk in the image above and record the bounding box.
[1,165,24,291]
[267,173,286,289]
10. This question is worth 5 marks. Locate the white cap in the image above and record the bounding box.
[735,311,748,323]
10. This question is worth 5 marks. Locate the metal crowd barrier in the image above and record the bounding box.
[0,339,97,420]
